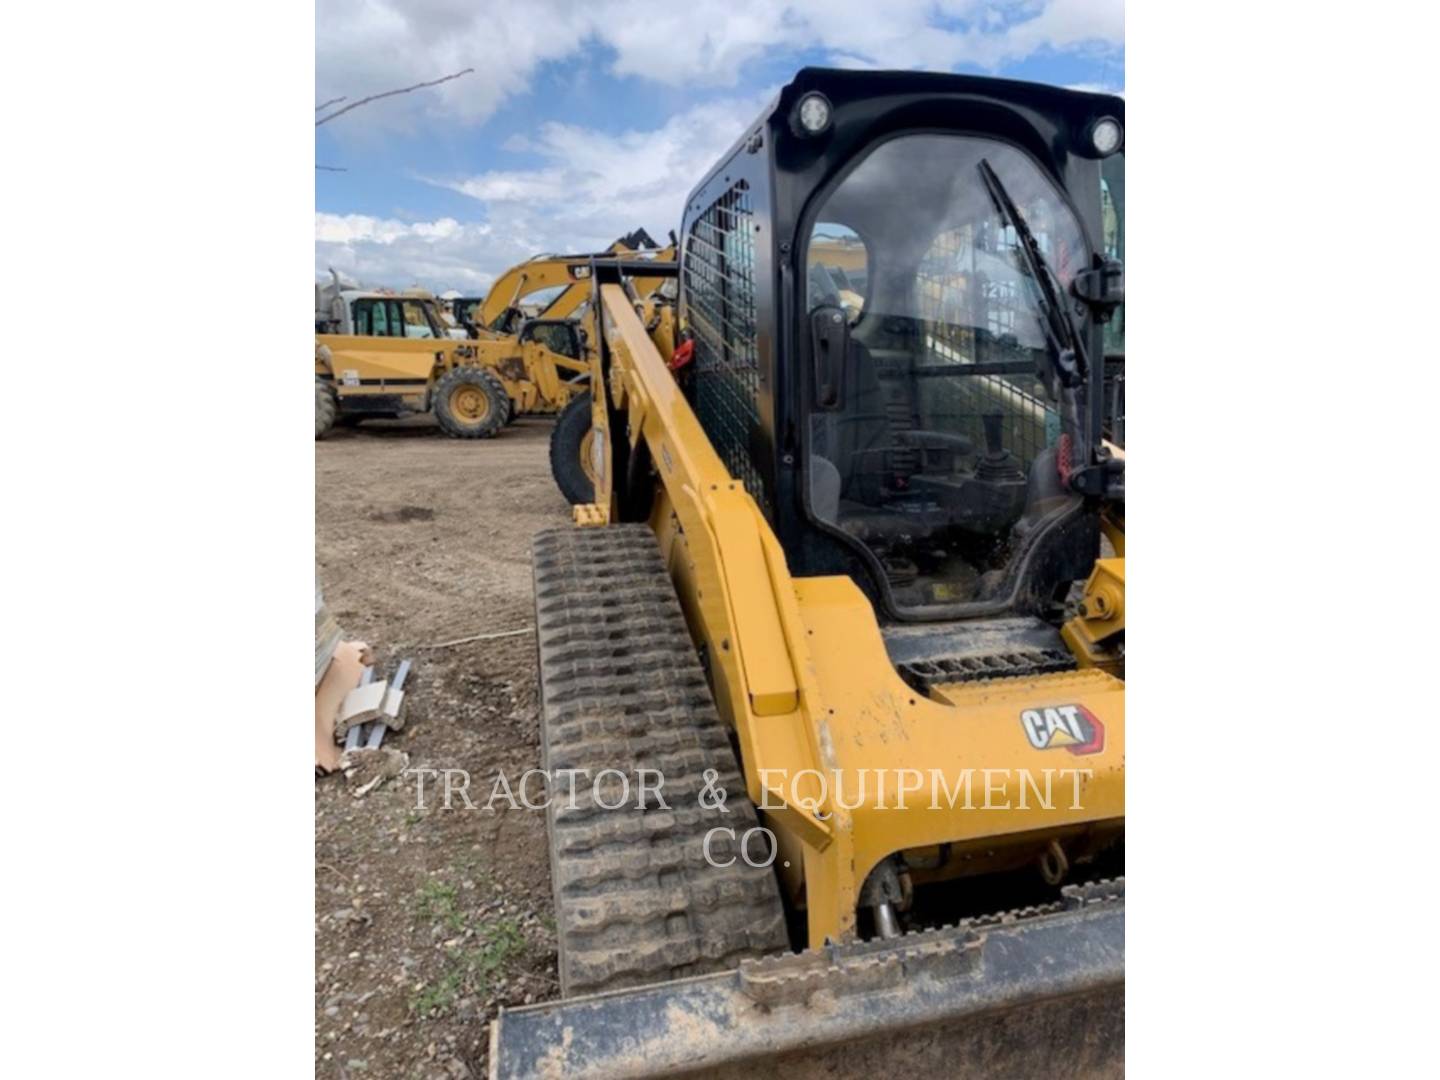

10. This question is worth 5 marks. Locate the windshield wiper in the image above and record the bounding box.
[977,159,1088,388]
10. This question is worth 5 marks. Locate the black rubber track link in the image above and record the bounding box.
[532,525,791,997]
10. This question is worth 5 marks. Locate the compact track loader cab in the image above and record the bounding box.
[496,69,1125,1078]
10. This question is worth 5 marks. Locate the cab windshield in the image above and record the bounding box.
[804,133,1091,614]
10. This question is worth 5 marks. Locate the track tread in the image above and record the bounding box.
[533,524,790,997]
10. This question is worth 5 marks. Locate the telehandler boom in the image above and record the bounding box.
[494,69,1125,1077]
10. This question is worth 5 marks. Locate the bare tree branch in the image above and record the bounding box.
[315,95,347,112]
[315,68,474,127]
[316,164,348,172]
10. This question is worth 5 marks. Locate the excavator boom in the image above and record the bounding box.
[475,235,675,333]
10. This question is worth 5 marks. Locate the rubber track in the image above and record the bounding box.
[533,525,790,996]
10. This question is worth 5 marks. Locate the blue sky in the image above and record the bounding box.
[316,1,1124,294]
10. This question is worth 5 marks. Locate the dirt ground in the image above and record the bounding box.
[316,415,569,1080]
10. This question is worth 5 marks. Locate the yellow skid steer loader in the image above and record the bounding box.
[492,69,1125,1077]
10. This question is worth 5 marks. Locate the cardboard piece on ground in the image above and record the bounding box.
[315,579,346,686]
[315,640,368,773]
[334,679,388,739]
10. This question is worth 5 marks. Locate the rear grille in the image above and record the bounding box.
[897,648,1077,694]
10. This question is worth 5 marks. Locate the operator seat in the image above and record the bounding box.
[835,336,925,505]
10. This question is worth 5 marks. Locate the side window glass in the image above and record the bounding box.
[807,224,868,324]
[352,300,372,335]
[526,323,578,358]
[373,300,391,337]
[401,301,434,339]
[1100,153,1124,357]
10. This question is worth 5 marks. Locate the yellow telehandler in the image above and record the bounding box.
[492,69,1125,1077]
[314,284,544,438]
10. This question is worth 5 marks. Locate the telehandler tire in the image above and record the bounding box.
[532,526,791,996]
[433,366,508,439]
[549,391,595,504]
[315,378,338,440]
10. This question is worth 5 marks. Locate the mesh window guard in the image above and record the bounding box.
[683,182,770,512]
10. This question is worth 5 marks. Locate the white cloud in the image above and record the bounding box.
[439,93,767,229]
[315,212,516,292]
[397,94,767,288]
[315,1,592,132]
[315,2,1124,291]
[319,94,768,292]
[315,1,1123,131]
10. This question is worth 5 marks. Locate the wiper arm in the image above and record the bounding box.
[977,159,1088,387]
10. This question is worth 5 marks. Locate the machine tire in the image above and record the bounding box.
[550,391,595,505]
[533,525,791,997]
[433,365,508,439]
[315,378,338,440]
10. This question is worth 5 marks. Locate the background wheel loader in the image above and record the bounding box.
[494,69,1125,1078]
[315,241,675,440]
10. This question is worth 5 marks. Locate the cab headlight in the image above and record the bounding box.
[793,92,833,137]
[1090,116,1123,157]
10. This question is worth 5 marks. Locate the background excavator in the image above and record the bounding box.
[469,228,674,336]
[493,69,1125,1077]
